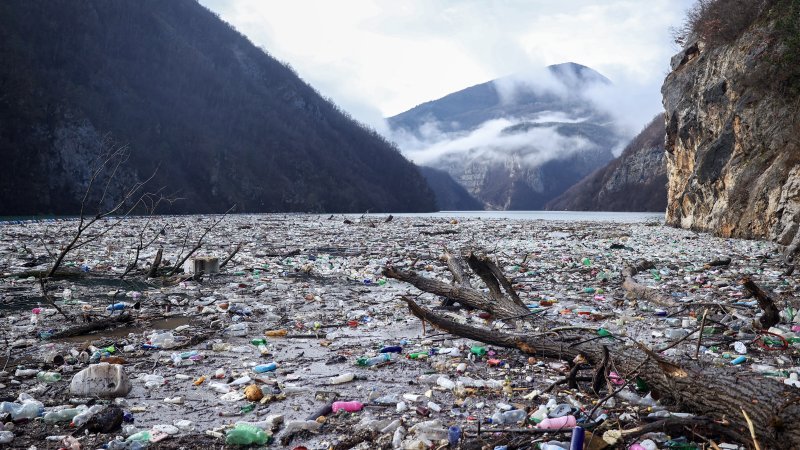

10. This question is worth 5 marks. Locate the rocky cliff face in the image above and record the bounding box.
[662,15,800,251]
[546,115,666,212]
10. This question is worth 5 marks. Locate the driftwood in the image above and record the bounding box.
[219,242,243,269]
[387,252,800,449]
[740,276,781,329]
[50,313,134,339]
[147,248,163,278]
[621,261,675,307]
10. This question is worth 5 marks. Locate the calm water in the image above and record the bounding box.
[1,210,666,224]
[375,210,665,223]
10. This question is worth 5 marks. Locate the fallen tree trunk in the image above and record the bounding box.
[404,297,795,447]
[387,250,800,448]
[384,266,529,320]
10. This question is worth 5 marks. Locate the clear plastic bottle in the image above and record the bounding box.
[356,353,390,366]
[71,404,104,427]
[44,405,87,423]
[0,399,44,420]
[501,409,527,423]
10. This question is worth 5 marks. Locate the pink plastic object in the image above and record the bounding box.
[628,445,646,450]
[536,415,576,429]
[608,371,625,385]
[331,401,364,413]
[32,308,42,314]
[792,325,800,333]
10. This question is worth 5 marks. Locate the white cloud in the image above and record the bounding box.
[199,0,695,134]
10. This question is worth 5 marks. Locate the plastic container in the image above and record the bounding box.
[537,415,576,429]
[253,362,278,373]
[570,426,584,450]
[380,346,403,353]
[448,425,461,447]
[356,353,390,366]
[0,398,44,420]
[470,346,487,357]
[71,404,104,427]
[44,405,87,423]
[331,401,364,413]
[106,303,125,312]
[329,373,355,384]
[264,329,288,337]
[501,409,527,423]
[0,431,13,444]
[36,371,62,382]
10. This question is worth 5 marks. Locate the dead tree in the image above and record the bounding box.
[120,191,176,279]
[167,205,236,276]
[46,144,158,278]
[384,251,800,449]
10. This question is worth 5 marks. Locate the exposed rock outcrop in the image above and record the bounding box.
[546,115,666,212]
[662,11,800,253]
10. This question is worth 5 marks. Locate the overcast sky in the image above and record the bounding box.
[199,0,695,134]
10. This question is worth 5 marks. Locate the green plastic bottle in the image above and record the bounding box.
[36,371,62,382]
[596,328,612,338]
[126,431,152,443]
[470,346,487,357]
[250,338,267,346]
[225,424,270,445]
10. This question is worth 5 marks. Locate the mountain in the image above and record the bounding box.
[418,166,483,211]
[662,0,800,254]
[387,63,624,210]
[0,0,435,215]
[546,115,667,212]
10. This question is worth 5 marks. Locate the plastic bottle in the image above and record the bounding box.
[356,353,390,366]
[71,405,104,427]
[225,424,271,445]
[470,346,487,357]
[264,329,288,337]
[126,431,152,443]
[36,371,62,382]
[250,338,267,345]
[537,415,577,430]
[44,405,87,423]
[331,401,364,413]
[570,426,585,450]
[106,303,125,312]
[436,376,455,390]
[531,405,548,423]
[448,425,461,447]
[0,399,44,420]
[253,362,278,373]
[501,409,527,423]
[380,346,403,353]
[282,420,322,434]
[329,373,355,384]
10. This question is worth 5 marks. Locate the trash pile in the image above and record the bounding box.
[0,213,798,449]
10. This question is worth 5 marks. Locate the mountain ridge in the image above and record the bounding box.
[0,0,435,214]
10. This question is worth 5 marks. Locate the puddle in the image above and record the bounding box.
[54,316,194,343]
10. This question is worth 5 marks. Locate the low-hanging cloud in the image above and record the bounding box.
[395,115,597,168]
[389,61,658,170]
